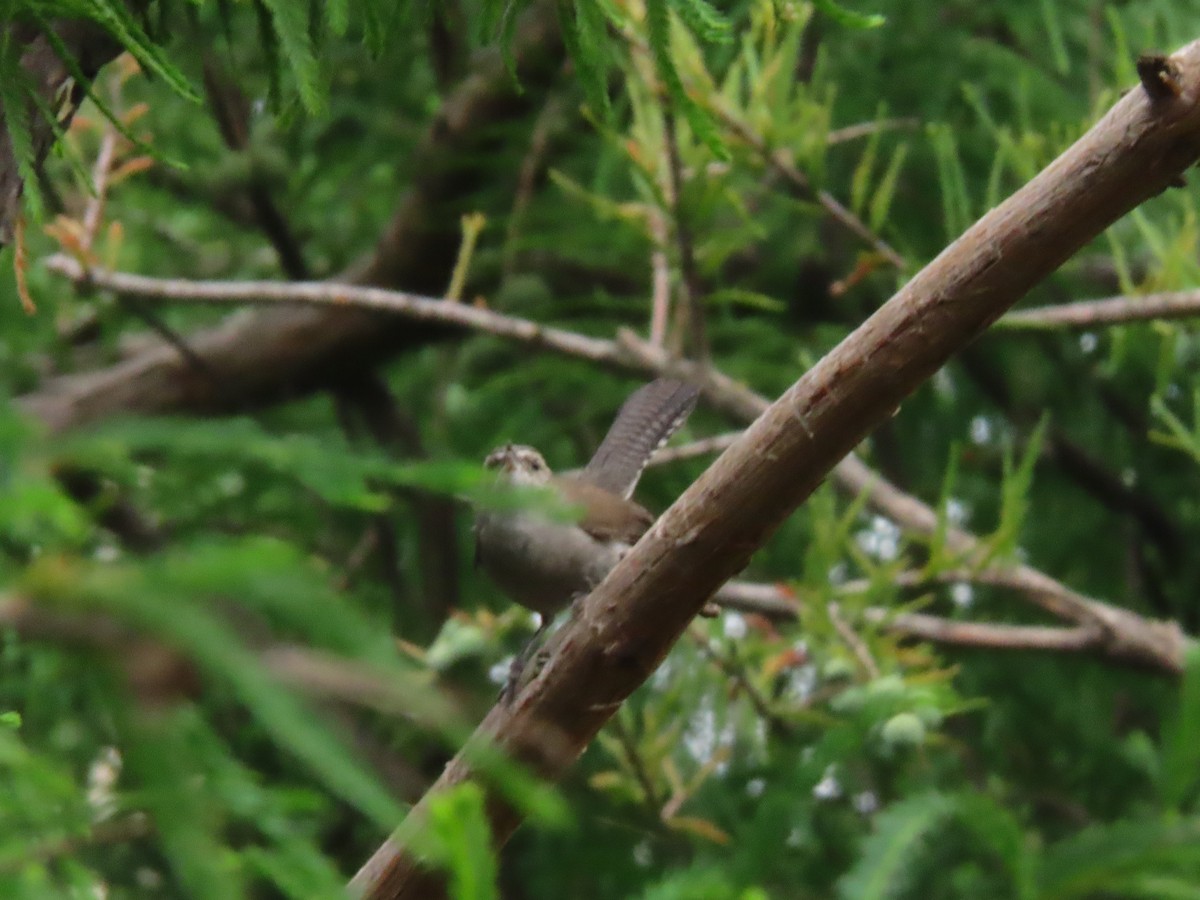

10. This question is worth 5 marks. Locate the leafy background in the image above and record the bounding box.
[3,0,1200,897]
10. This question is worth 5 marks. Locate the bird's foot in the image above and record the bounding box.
[501,618,551,705]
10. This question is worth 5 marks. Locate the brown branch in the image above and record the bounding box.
[833,456,1186,673]
[1002,289,1200,329]
[704,571,1177,672]
[351,37,1200,899]
[36,257,1190,676]
[710,579,800,619]
[39,253,622,361]
[711,571,1122,664]
[866,610,1102,653]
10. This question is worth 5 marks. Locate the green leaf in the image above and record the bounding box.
[869,141,908,232]
[954,793,1037,900]
[837,792,956,899]
[645,0,729,161]
[558,0,612,119]
[1038,818,1200,898]
[1159,644,1200,810]
[991,414,1046,560]
[423,783,499,900]
[66,562,409,831]
[28,11,187,173]
[257,0,325,112]
[811,0,885,30]
[325,0,350,37]
[0,38,44,222]
[60,416,483,513]
[929,123,972,240]
[87,0,201,102]
[669,0,733,46]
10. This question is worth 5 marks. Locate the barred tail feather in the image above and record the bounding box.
[582,378,700,498]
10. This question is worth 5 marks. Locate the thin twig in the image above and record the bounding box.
[649,431,739,465]
[81,125,118,252]
[689,628,790,733]
[826,117,921,145]
[202,56,311,280]
[45,254,623,367]
[648,207,671,347]
[827,601,879,678]
[607,714,661,812]
[661,106,708,360]
[1001,289,1200,329]
[710,103,906,269]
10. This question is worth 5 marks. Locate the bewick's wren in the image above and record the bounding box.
[475,378,700,689]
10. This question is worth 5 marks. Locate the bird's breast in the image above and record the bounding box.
[475,511,626,617]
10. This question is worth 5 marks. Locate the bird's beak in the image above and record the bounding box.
[484,444,515,472]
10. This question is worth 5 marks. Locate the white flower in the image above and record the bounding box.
[813,765,841,800]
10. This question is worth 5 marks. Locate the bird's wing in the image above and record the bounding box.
[557,478,655,544]
[581,378,700,498]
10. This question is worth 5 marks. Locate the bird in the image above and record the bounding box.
[474,377,701,698]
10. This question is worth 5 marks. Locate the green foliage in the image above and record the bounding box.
[255,0,323,113]
[1037,817,1200,898]
[423,783,500,900]
[837,791,1035,900]
[58,416,485,514]
[1157,645,1200,811]
[0,36,42,222]
[5,0,1200,896]
[87,0,200,103]
[557,0,614,120]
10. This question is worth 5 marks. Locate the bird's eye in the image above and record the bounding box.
[529,459,542,471]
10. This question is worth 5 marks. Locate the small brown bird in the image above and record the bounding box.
[474,378,700,695]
